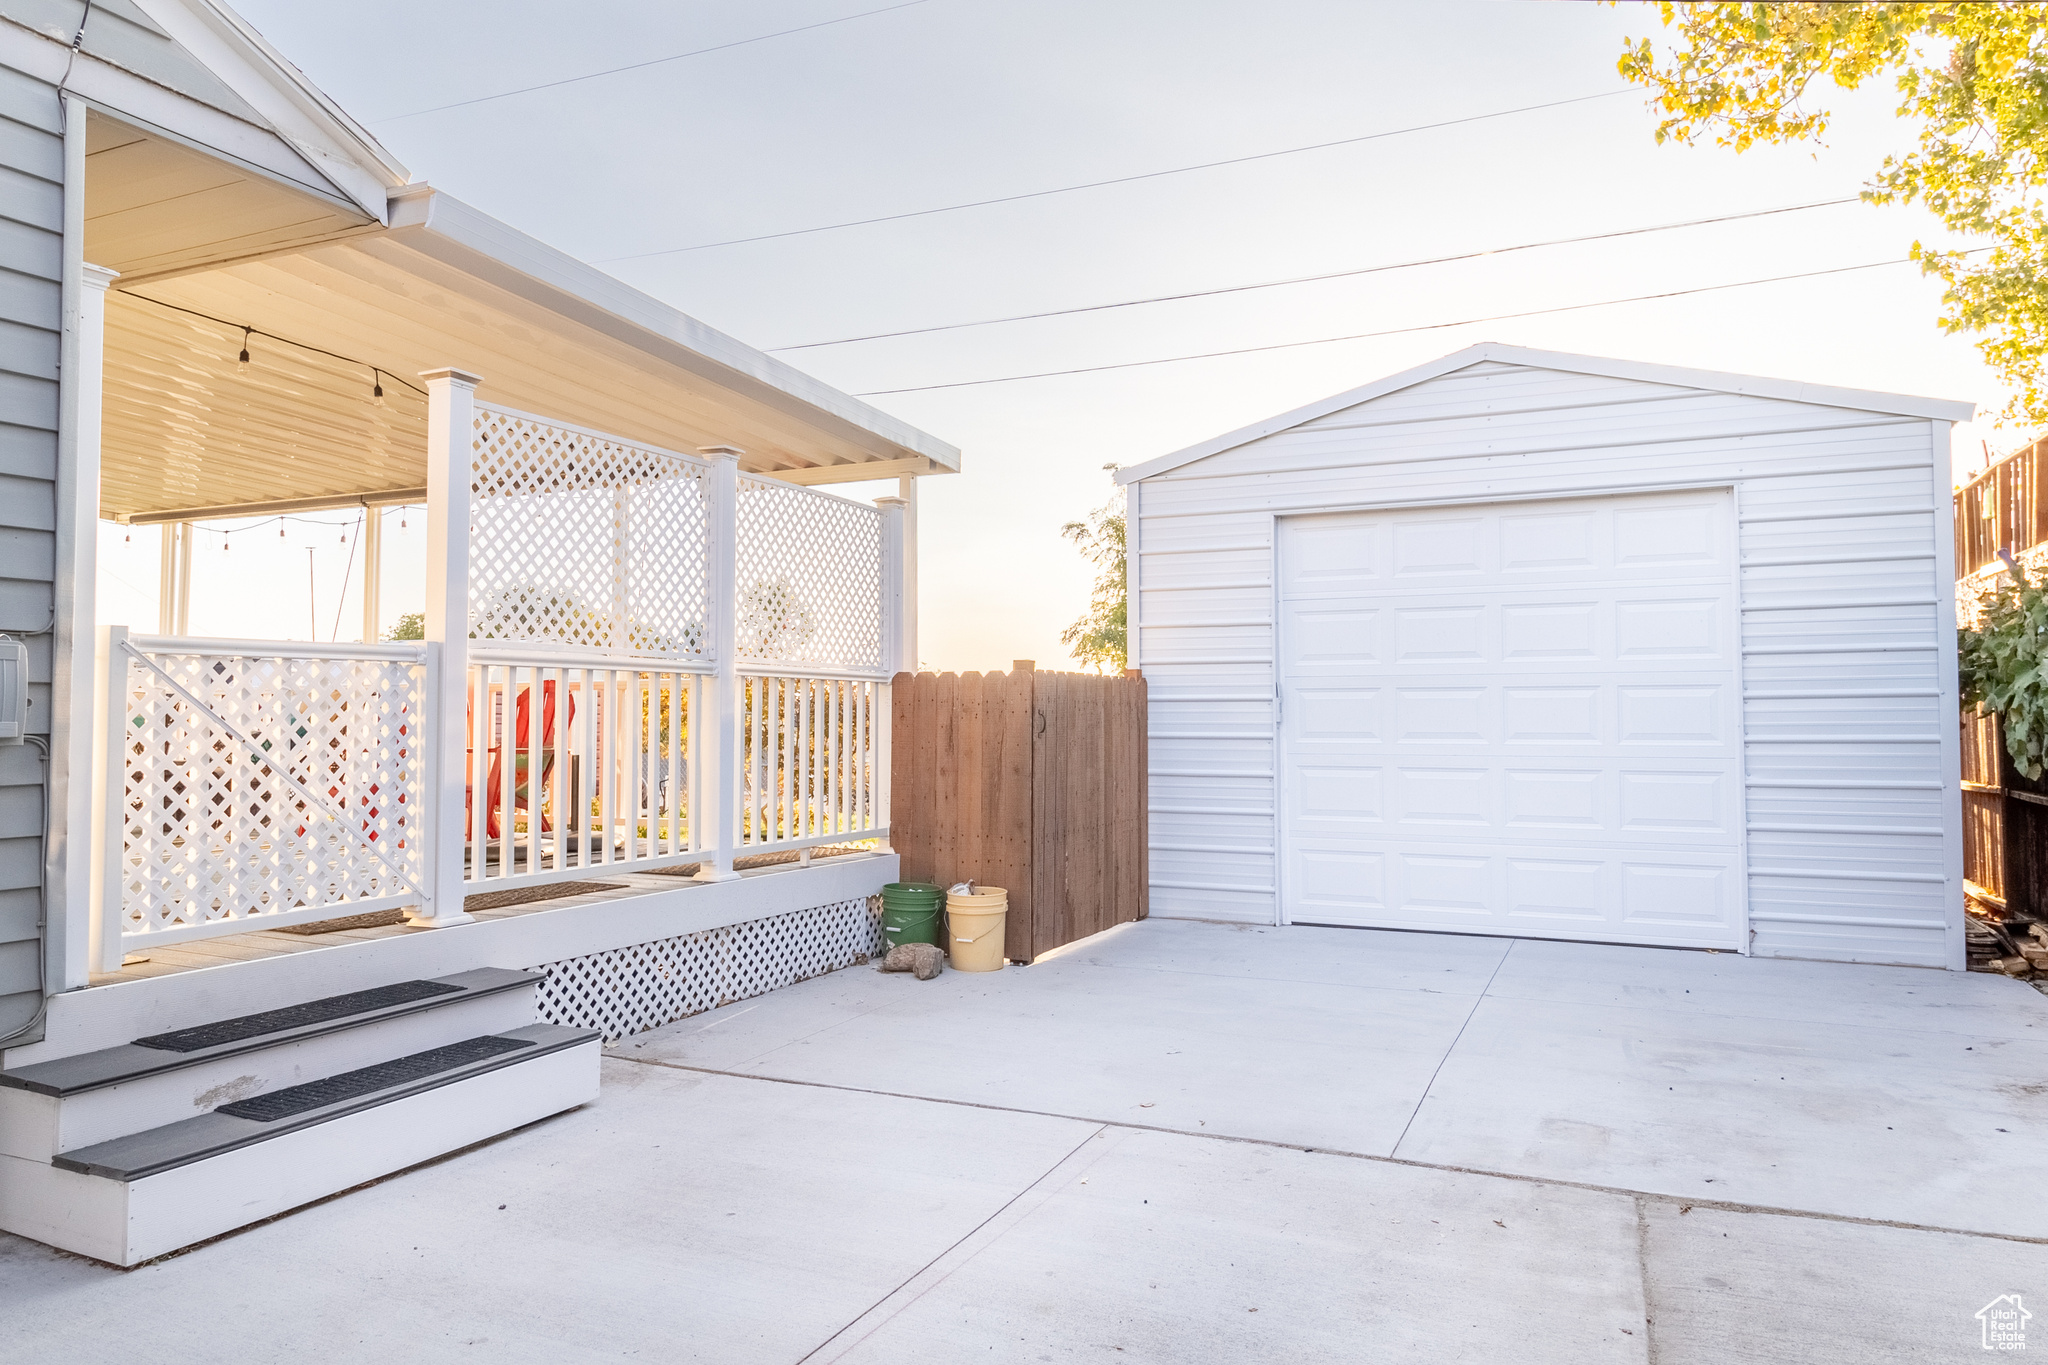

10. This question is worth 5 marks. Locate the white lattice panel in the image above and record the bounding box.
[116,649,427,941]
[530,895,884,1039]
[736,476,883,671]
[471,406,712,658]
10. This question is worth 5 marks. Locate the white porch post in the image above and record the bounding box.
[415,368,481,926]
[45,262,116,990]
[876,496,909,675]
[873,496,908,855]
[693,447,743,882]
[361,502,382,643]
[896,473,919,672]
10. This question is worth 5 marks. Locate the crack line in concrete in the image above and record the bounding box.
[612,1053,2048,1248]
[1389,937,1514,1158]
[791,1121,1111,1365]
[1634,1195,1660,1365]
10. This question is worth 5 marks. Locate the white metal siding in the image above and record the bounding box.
[0,54,60,1033]
[1137,360,1955,965]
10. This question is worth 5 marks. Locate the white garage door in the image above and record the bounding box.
[1278,489,1743,948]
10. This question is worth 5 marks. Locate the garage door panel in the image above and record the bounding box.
[1280,489,1742,949]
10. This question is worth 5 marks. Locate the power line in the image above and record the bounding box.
[371,0,939,123]
[852,256,1964,396]
[599,90,1630,261]
[771,197,1863,350]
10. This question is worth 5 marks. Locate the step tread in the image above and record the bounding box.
[0,968,541,1098]
[52,1023,596,1182]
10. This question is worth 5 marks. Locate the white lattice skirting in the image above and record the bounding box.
[528,896,884,1040]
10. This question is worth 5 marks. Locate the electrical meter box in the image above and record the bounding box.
[0,634,25,743]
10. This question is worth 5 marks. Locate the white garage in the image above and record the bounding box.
[1118,344,1973,968]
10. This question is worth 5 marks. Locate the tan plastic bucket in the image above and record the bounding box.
[945,887,1008,972]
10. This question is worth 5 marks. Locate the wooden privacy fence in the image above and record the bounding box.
[890,662,1147,963]
[1962,710,2048,919]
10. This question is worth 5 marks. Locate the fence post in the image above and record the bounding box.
[694,447,744,881]
[414,368,481,926]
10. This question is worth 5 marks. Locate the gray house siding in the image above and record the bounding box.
[0,54,61,1041]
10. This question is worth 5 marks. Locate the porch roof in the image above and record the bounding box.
[99,186,960,523]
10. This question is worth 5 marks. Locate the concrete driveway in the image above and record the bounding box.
[9,919,2048,1362]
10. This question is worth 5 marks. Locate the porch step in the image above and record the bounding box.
[0,969,537,1097]
[2,1023,600,1265]
[53,1025,593,1181]
[0,969,542,1164]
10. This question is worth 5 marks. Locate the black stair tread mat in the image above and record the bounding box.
[135,981,465,1052]
[0,968,542,1098]
[52,1023,598,1182]
[219,1036,532,1121]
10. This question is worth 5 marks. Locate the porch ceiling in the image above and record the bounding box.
[100,189,959,522]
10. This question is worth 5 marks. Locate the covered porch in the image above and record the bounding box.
[50,105,957,993]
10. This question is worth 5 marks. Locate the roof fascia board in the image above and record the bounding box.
[386,187,962,471]
[0,18,356,207]
[1116,347,1488,484]
[127,0,406,222]
[1119,341,1976,484]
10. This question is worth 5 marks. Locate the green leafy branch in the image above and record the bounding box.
[1960,553,2048,778]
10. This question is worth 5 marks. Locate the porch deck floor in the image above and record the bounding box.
[91,849,884,987]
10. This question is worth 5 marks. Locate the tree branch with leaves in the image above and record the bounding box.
[1617,2,2048,422]
[1060,473,1128,672]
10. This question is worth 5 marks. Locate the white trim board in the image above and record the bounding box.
[1117,343,1976,485]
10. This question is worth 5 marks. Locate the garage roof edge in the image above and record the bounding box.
[1115,342,1977,485]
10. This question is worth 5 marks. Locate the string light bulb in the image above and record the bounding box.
[237,327,251,367]
[371,369,386,406]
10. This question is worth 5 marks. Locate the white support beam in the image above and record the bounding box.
[877,497,909,677]
[156,525,176,636]
[173,522,192,636]
[361,505,382,643]
[764,457,936,487]
[895,475,918,673]
[44,80,112,993]
[415,368,481,927]
[693,447,743,882]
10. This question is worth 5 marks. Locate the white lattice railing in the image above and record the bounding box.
[100,631,428,965]
[736,474,884,674]
[737,672,887,854]
[470,403,713,659]
[91,390,903,968]
[462,650,709,890]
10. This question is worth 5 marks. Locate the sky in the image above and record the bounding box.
[101,0,2014,670]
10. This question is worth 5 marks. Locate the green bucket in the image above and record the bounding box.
[881,881,944,949]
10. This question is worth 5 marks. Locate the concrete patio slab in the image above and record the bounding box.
[10,919,2044,1362]
[624,921,1489,1154]
[1639,1200,2048,1363]
[1489,937,2048,1042]
[815,1125,1649,1365]
[1394,989,2048,1236]
[2,1061,1099,1365]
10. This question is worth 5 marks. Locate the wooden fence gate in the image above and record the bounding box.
[889,662,1147,963]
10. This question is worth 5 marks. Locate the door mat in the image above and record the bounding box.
[463,881,628,913]
[272,909,411,936]
[217,1036,532,1121]
[645,845,873,876]
[135,980,462,1052]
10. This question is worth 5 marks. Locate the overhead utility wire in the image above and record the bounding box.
[372,0,938,123]
[773,197,1863,350]
[853,254,1986,396]
[600,90,1630,261]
